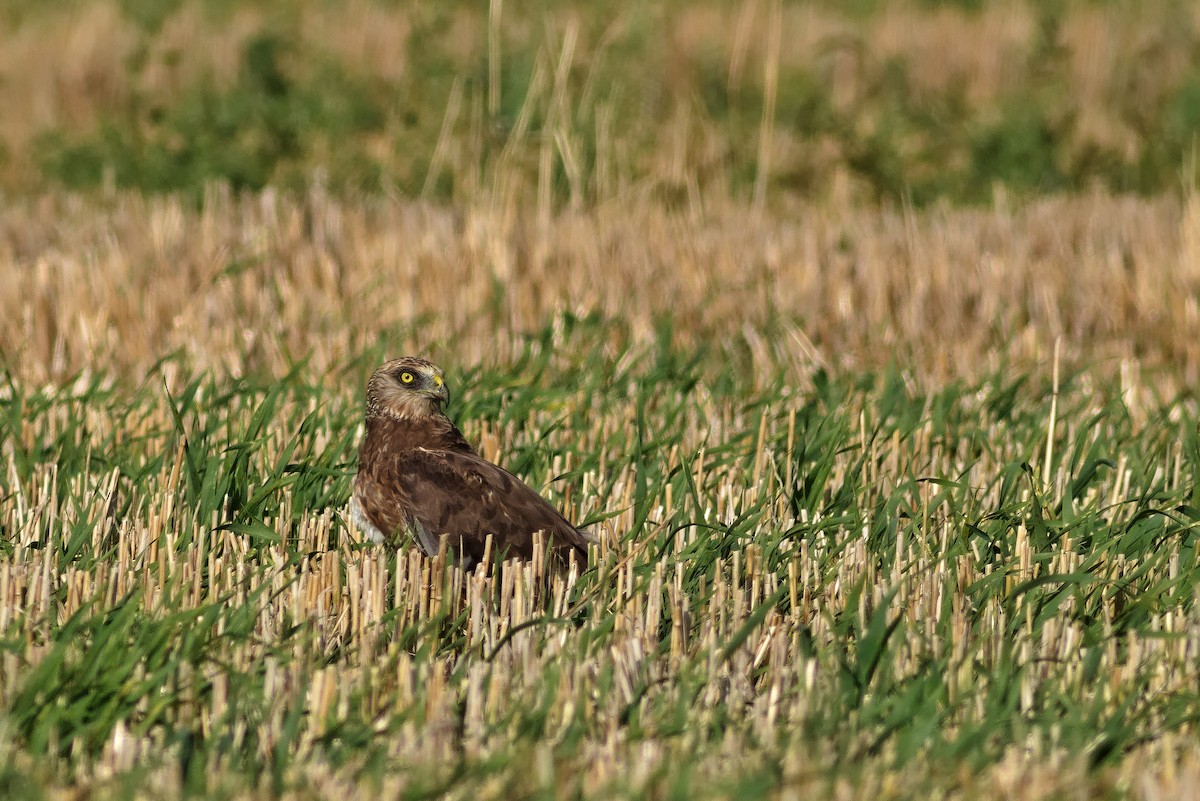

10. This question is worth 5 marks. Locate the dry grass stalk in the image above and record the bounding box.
[1,190,1198,391]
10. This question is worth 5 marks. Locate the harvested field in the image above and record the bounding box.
[3,190,1199,799]
[3,2,1200,799]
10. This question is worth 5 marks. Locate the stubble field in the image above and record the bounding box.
[3,2,1200,800]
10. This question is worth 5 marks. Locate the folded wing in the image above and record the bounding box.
[382,448,594,565]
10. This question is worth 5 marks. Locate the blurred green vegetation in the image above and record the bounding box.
[14,0,1200,203]
[39,33,385,194]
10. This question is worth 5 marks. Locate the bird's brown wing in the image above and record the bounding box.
[382,448,593,566]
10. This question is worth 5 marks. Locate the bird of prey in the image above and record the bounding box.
[349,357,595,568]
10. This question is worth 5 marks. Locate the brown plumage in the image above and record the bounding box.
[350,357,594,568]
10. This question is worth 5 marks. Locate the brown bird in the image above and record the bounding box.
[349,357,595,568]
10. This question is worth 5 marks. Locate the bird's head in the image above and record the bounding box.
[365,356,450,420]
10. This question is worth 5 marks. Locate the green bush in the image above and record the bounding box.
[37,33,385,195]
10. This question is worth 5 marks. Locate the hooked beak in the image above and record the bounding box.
[431,374,450,405]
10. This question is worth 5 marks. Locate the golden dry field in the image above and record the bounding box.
[3,2,1200,800]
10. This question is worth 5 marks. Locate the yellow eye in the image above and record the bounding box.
[399,371,415,384]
